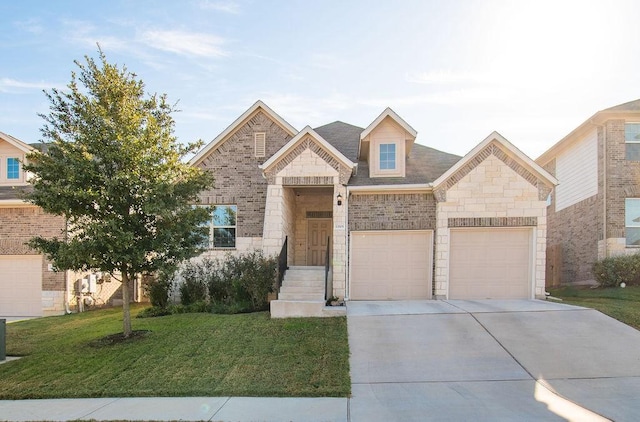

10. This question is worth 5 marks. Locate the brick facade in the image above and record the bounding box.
[196,110,293,238]
[348,193,436,231]
[543,119,640,285]
[0,206,66,291]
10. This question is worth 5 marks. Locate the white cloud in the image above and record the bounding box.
[359,87,511,108]
[199,0,241,14]
[14,18,44,34]
[0,78,64,93]
[140,30,228,58]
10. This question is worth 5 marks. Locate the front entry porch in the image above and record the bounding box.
[266,186,347,318]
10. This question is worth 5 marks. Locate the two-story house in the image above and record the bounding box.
[537,99,640,286]
[0,132,67,318]
[191,101,556,316]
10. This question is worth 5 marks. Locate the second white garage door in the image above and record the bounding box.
[350,230,433,300]
[449,228,532,299]
[0,255,43,317]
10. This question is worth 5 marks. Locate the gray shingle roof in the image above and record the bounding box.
[0,185,32,200]
[314,121,461,185]
[603,99,640,112]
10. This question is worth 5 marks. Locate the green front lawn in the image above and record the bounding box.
[0,305,350,399]
[549,285,640,330]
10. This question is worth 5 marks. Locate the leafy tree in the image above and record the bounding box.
[24,49,214,337]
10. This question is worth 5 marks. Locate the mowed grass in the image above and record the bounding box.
[0,305,350,399]
[549,285,640,330]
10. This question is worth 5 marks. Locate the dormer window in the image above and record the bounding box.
[380,144,396,170]
[7,157,19,179]
[0,155,24,184]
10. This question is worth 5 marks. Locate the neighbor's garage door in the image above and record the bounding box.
[350,230,433,300]
[0,255,42,317]
[449,228,532,299]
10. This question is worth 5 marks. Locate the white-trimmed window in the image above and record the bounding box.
[625,198,640,246]
[379,143,396,170]
[211,205,237,248]
[254,132,266,158]
[625,123,640,160]
[0,155,24,184]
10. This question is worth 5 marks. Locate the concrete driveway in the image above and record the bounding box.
[347,300,640,422]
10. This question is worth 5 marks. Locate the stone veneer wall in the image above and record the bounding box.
[196,110,293,238]
[434,154,548,299]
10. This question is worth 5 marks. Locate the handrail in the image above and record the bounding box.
[324,236,330,301]
[277,236,288,295]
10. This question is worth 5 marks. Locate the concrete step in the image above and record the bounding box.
[277,292,324,301]
[283,271,325,282]
[280,285,324,294]
[282,278,325,288]
[270,300,345,318]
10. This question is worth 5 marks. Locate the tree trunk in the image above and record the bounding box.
[121,271,132,337]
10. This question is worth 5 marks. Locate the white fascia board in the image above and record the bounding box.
[347,183,432,194]
[189,100,298,166]
[432,131,558,188]
[259,126,356,171]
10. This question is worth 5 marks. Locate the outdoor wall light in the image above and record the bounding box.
[337,193,343,206]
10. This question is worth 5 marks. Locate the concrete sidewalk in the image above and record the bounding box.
[0,396,349,422]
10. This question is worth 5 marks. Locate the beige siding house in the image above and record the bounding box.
[191,101,557,317]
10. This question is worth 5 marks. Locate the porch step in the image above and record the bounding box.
[271,266,342,318]
[270,300,346,318]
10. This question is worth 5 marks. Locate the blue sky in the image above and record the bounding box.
[2,0,639,158]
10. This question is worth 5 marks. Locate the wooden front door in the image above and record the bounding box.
[307,219,331,266]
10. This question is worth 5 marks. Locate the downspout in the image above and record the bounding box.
[602,124,607,257]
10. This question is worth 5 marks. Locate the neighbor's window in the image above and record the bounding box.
[379,143,396,170]
[212,205,237,248]
[6,157,19,179]
[625,198,640,246]
[625,123,640,160]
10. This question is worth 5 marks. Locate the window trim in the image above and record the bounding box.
[625,123,640,161]
[211,204,237,249]
[625,198,640,247]
[379,143,397,170]
[254,132,266,158]
[0,154,24,184]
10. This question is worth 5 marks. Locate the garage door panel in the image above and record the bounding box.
[350,231,433,300]
[0,255,43,317]
[449,228,531,300]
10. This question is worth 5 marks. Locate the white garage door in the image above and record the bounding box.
[350,230,433,300]
[0,255,43,317]
[449,228,532,299]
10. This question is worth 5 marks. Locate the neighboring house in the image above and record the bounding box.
[0,131,67,318]
[536,99,640,286]
[0,132,140,318]
[190,101,556,316]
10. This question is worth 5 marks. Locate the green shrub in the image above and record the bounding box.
[179,261,208,305]
[176,251,277,312]
[592,253,640,287]
[145,269,175,308]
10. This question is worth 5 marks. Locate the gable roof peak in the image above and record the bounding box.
[360,107,418,141]
[0,131,34,154]
[190,100,297,166]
